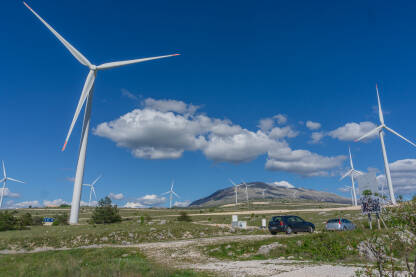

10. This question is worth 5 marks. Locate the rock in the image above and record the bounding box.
[159,220,167,225]
[296,240,302,247]
[346,245,354,251]
[128,233,134,238]
[101,237,109,242]
[287,256,295,259]
[357,241,377,262]
[225,245,231,249]
[150,228,156,232]
[121,254,128,257]
[256,242,286,256]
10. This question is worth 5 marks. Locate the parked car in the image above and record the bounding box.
[325,218,355,231]
[268,215,315,235]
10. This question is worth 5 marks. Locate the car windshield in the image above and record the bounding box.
[272,216,282,222]
[328,219,340,223]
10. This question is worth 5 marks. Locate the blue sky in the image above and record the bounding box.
[1,0,416,208]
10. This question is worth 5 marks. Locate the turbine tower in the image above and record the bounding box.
[162,181,180,208]
[355,84,416,205]
[241,180,250,207]
[82,175,101,207]
[262,189,266,199]
[24,2,179,224]
[340,147,363,206]
[0,161,25,209]
[229,179,240,206]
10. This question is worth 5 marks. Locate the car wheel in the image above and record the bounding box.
[270,231,277,235]
[286,226,292,234]
[308,226,314,233]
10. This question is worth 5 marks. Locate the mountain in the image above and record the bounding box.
[189,181,350,207]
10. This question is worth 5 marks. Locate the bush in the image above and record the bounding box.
[59,204,71,208]
[52,213,69,226]
[32,216,43,226]
[90,197,121,224]
[19,213,33,226]
[0,211,22,231]
[177,211,192,222]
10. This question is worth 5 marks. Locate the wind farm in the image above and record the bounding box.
[2,1,416,276]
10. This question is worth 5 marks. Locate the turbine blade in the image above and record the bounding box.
[62,70,96,151]
[172,191,180,198]
[352,169,363,176]
[2,161,5,178]
[229,178,237,186]
[161,191,170,195]
[92,187,97,200]
[340,169,353,180]
[384,126,416,148]
[376,84,385,125]
[355,126,382,142]
[348,147,354,169]
[23,2,92,67]
[7,177,25,184]
[97,54,180,70]
[91,175,102,186]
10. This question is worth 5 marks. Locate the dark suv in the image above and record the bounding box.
[268,215,315,235]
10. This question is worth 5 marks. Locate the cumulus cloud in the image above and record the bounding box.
[270,180,295,189]
[274,114,287,125]
[95,97,345,176]
[266,143,346,176]
[6,200,40,209]
[108,192,124,200]
[1,188,20,198]
[376,159,416,195]
[174,200,191,207]
[143,98,198,115]
[43,198,69,207]
[306,121,321,130]
[124,194,166,208]
[310,131,325,144]
[328,122,377,141]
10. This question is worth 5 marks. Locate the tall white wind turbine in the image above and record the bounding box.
[0,161,25,209]
[229,179,240,206]
[340,147,363,206]
[355,84,416,205]
[162,181,180,209]
[82,175,101,207]
[241,180,250,207]
[24,2,179,224]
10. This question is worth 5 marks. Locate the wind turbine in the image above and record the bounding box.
[340,147,363,206]
[262,189,266,199]
[82,175,101,207]
[24,2,179,224]
[241,180,250,207]
[355,84,416,205]
[162,181,180,209]
[0,161,25,209]
[229,179,240,206]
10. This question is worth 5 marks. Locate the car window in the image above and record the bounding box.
[287,217,296,223]
[294,217,304,222]
[272,216,282,222]
[343,219,351,223]
[328,219,339,223]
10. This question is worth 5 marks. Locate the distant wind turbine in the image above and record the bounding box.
[241,180,251,207]
[262,189,266,199]
[82,175,101,207]
[340,147,363,206]
[162,181,180,208]
[355,84,416,205]
[0,161,25,209]
[229,179,241,206]
[23,2,179,224]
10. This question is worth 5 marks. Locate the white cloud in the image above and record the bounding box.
[268,126,299,139]
[310,131,325,144]
[1,188,20,198]
[328,122,377,141]
[121,88,138,101]
[258,118,274,131]
[143,98,198,115]
[6,200,40,209]
[124,202,145,208]
[274,114,287,125]
[108,192,124,200]
[376,159,416,195]
[306,121,321,130]
[43,199,69,207]
[95,97,346,176]
[80,200,97,207]
[270,180,295,189]
[125,194,166,208]
[266,143,346,176]
[174,200,191,207]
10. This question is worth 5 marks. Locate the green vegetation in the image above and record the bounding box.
[177,211,192,222]
[52,213,69,226]
[0,247,212,277]
[90,197,121,224]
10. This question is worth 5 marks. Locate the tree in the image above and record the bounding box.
[90,197,121,224]
[0,211,22,231]
[52,213,69,226]
[177,211,192,222]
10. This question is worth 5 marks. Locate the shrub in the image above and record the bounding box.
[52,213,69,226]
[177,211,192,222]
[0,211,22,231]
[32,216,43,226]
[19,213,34,226]
[90,197,121,224]
[59,204,71,208]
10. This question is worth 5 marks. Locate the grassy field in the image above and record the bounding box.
[0,247,213,277]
